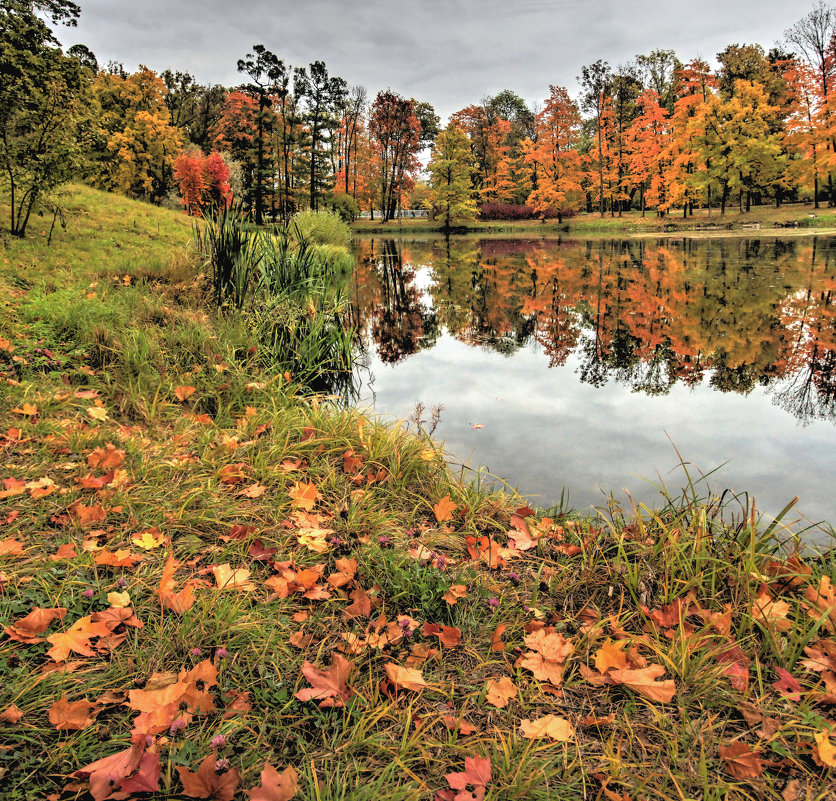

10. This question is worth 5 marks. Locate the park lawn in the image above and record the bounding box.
[1,186,835,800]
[351,201,836,237]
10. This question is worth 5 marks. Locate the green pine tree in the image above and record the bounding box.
[426,122,477,230]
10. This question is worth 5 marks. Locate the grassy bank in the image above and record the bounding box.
[1,186,836,800]
[351,202,836,237]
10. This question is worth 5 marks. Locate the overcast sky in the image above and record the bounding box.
[57,0,812,120]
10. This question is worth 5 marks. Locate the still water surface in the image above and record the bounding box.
[348,235,836,528]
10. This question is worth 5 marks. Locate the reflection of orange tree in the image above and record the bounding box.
[772,239,836,422]
[350,235,836,413]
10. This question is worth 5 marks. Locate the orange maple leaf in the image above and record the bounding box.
[432,495,457,523]
[174,385,197,402]
[295,655,353,708]
[246,762,299,801]
[48,695,99,730]
[177,754,239,801]
[87,443,126,470]
[46,615,112,662]
[520,714,575,741]
[520,630,574,685]
[385,663,427,692]
[485,676,518,708]
[289,480,320,510]
[443,584,467,605]
[4,606,67,643]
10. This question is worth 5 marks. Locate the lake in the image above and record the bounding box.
[348,234,836,531]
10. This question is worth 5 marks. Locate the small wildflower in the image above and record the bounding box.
[405,528,417,538]
[378,535,390,546]
[488,597,500,608]
[403,628,414,639]
[82,589,95,599]
[215,647,228,659]
[398,618,410,629]
[190,647,202,657]
[117,577,128,588]
[508,572,520,583]
[435,553,448,567]
[211,734,227,749]
[215,758,230,774]
[145,735,154,748]
[330,536,342,546]
[169,719,186,735]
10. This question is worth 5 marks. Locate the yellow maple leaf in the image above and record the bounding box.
[131,528,165,551]
[212,564,255,591]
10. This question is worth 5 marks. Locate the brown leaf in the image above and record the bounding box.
[48,695,98,730]
[87,443,126,470]
[490,622,508,652]
[212,563,255,591]
[46,615,112,662]
[422,622,462,647]
[720,741,764,780]
[520,629,574,684]
[4,606,67,643]
[445,755,491,795]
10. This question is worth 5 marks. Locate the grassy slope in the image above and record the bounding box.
[1,186,835,801]
[351,202,836,237]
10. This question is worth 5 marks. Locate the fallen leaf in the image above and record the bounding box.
[132,527,165,550]
[445,755,491,798]
[720,741,764,780]
[238,483,267,498]
[86,406,109,421]
[485,676,518,708]
[422,622,462,647]
[289,481,320,510]
[177,754,239,801]
[609,665,676,703]
[385,663,427,692]
[4,606,67,643]
[520,714,575,741]
[490,622,507,652]
[520,629,574,685]
[295,655,353,708]
[107,591,131,608]
[48,695,98,730]
[0,705,23,723]
[174,385,197,402]
[594,638,629,673]
[814,728,836,767]
[443,584,467,606]
[11,402,37,416]
[213,564,255,591]
[87,443,126,469]
[433,495,457,523]
[46,615,112,662]
[246,762,299,801]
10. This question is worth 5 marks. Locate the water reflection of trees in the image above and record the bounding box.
[351,235,836,424]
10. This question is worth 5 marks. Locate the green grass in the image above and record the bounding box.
[1,185,835,800]
[351,201,836,238]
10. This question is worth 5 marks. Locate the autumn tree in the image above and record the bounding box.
[0,0,87,236]
[624,90,670,215]
[89,66,182,203]
[524,85,584,221]
[426,122,477,229]
[336,85,367,198]
[173,150,232,216]
[369,91,422,221]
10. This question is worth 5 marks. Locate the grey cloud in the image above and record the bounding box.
[58,0,809,119]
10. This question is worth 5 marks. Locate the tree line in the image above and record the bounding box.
[3,0,836,235]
